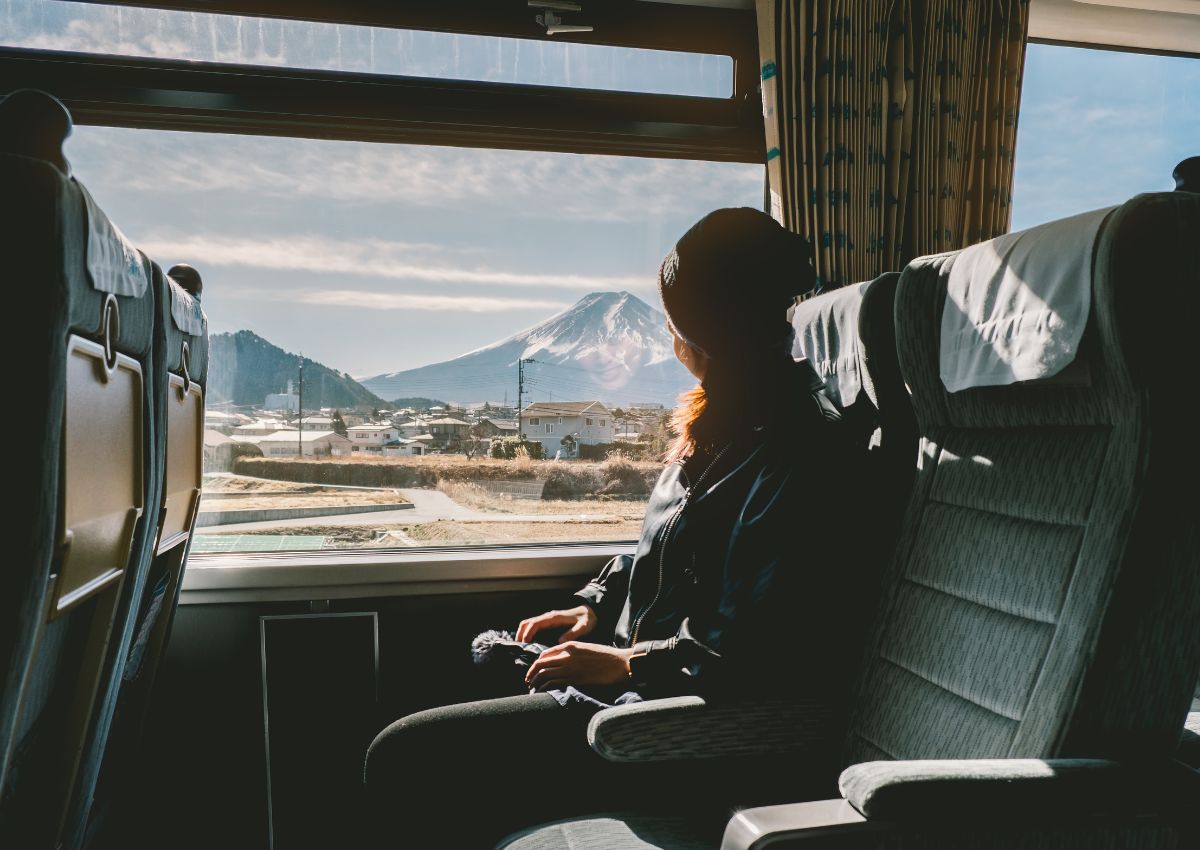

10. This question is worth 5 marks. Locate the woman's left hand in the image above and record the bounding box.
[525,642,635,691]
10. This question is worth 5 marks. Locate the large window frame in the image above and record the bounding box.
[0,0,764,161]
[3,2,762,596]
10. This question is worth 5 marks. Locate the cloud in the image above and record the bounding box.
[137,232,647,290]
[71,128,763,224]
[293,290,567,313]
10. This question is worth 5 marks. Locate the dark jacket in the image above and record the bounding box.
[573,360,865,699]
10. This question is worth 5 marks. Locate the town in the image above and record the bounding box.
[202,381,673,472]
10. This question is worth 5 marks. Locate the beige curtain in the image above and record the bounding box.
[757,0,1029,291]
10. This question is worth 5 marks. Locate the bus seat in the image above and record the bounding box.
[0,89,189,848]
[497,189,1200,848]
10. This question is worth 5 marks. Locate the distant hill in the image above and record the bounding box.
[208,330,387,410]
[361,292,693,407]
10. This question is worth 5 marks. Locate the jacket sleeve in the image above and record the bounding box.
[572,553,633,638]
[629,452,861,696]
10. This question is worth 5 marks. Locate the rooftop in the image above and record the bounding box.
[520,401,611,417]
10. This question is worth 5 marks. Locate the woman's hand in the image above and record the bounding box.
[525,642,635,691]
[516,605,597,644]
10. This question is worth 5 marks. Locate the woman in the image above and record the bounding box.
[365,208,864,846]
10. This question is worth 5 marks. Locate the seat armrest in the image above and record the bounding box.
[839,758,1141,821]
[587,696,837,763]
[721,760,1200,850]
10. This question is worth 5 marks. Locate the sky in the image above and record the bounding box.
[5,1,1198,380]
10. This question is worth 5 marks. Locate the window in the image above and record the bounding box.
[585,418,593,426]
[2,0,734,98]
[600,419,606,426]
[1012,43,1199,231]
[58,27,761,557]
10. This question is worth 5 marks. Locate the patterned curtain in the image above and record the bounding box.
[757,0,1029,291]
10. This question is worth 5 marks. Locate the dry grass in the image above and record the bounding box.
[235,454,662,498]
[396,519,640,546]
[198,517,641,548]
[437,480,646,518]
[202,477,327,495]
[198,491,408,511]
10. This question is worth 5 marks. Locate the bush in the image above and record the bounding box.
[489,436,545,460]
[578,442,655,462]
[540,464,600,500]
[596,455,653,497]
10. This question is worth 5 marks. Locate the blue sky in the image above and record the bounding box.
[6,2,1198,378]
[1012,43,1199,230]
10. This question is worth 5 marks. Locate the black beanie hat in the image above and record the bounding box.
[658,207,815,358]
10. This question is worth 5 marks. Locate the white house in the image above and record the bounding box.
[519,401,614,458]
[346,424,401,452]
[253,430,352,457]
[382,438,425,457]
[265,381,300,412]
[231,419,293,438]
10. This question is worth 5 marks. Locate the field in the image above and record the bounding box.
[233,454,662,498]
[195,460,658,551]
[199,475,409,511]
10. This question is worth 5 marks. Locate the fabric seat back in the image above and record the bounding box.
[792,272,917,545]
[0,91,164,848]
[844,191,1200,766]
[68,261,210,842]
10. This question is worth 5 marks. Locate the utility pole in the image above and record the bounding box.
[517,357,535,438]
[297,354,304,457]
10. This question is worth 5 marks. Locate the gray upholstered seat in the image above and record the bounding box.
[498,190,1200,849]
[0,90,206,847]
[792,272,916,542]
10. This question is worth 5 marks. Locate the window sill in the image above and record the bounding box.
[180,541,632,605]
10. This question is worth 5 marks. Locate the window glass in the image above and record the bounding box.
[64,126,761,554]
[1012,43,1200,231]
[3,0,733,97]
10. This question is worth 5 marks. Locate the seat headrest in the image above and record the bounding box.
[791,280,871,408]
[939,206,1116,393]
[0,89,72,176]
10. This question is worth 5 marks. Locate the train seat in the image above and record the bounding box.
[0,89,207,848]
[498,188,1200,849]
[791,271,917,547]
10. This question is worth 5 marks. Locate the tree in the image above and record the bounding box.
[463,423,488,459]
[331,410,348,436]
[560,433,578,459]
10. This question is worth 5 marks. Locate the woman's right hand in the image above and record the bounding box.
[516,604,597,644]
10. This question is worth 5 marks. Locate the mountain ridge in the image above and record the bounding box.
[208,330,388,410]
[361,291,691,406]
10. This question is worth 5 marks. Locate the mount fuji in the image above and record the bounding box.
[360,291,693,407]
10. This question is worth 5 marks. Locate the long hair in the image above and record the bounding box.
[663,350,795,464]
[665,385,709,464]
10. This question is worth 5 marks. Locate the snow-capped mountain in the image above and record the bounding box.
[360,291,693,407]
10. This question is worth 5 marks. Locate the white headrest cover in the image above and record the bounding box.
[792,280,870,407]
[940,206,1116,393]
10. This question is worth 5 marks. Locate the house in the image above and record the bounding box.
[423,417,471,446]
[298,415,337,430]
[382,439,425,457]
[518,401,614,458]
[394,418,428,437]
[252,430,352,457]
[476,417,518,438]
[203,409,238,434]
[203,429,237,471]
[346,424,401,452]
[231,419,293,438]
